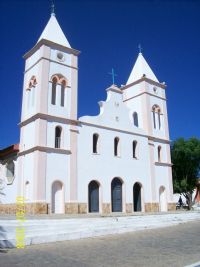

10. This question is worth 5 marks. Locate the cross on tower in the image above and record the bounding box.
[138,44,142,54]
[108,68,117,85]
[51,0,55,16]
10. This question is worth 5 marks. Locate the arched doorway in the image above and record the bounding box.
[133,182,142,212]
[52,181,64,214]
[111,178,122,212]
[88,180,99,212]
[159,186,167,212]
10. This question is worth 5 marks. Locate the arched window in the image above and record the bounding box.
[51,74,67,107]
[152,105,162,130]
[27,76,37,90]
[133,112,139,127]
[93,134,99,154]
[31,87,35,106]
[26,76,37,109]
[51,77,57,105]
[133,141,137,158]
[158,146,161,162]
[61,80,66,107]
[114,137,120,157]
[158,109,161,129]
[55,126,62,148]
[6,161,15,178]
[152,107,156,129]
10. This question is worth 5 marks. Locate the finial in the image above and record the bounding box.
[51,0,55,16]
[138,44,142,54]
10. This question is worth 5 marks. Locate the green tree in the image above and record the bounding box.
[171,137,200,209]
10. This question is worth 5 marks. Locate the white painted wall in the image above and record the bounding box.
[77,88,153,210]
[46,153,70,203]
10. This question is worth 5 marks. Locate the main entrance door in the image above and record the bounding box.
[111,178,122,212]
[133,182,142,212]
[88,181,99,212]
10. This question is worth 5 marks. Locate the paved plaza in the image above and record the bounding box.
[0,220,200,267]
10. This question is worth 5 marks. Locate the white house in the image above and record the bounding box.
[0,12,175,214]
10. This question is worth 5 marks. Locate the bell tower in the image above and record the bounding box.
[122,52,174,210]
[17,11,80,213]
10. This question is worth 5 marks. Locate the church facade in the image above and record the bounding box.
[0,13,175,214]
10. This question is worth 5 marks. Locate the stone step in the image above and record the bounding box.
[0,212,200,248]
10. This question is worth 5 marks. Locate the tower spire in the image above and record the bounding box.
[51,0,55,16]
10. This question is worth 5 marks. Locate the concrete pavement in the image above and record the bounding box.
[0,220,200,267]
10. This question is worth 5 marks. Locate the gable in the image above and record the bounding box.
[79,85,145,135]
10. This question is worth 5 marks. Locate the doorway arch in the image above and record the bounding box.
[52,181,64,214]
[133,182,142,212]
[159,186,167,212]
[111,177,123,212]
[88,180,100,213]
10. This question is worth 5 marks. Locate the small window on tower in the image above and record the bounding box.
[55,126,62,148]
[152,105,162,130]
[158,146,162,162]
[132,141,137,158]
[133,112,139,127]
[51,77,57,105]
[114,137,120,157]
[93,134,99,154]
[61,80,66,107]
[57,52,65,62]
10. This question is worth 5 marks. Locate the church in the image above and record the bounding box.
[0,11,175,214]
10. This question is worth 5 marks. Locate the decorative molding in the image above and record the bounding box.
[19,113,79,127]
[19,113,170,144]
[121,77,166,90]
[79,120,171,144]
[106,86,123,94]
[18,146,71,157]
[155,161,172,167]
[23,39,81,60]
[148,136,171,144]
[70,129,79,133]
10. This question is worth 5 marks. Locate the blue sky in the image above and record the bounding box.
[0,0,199,149]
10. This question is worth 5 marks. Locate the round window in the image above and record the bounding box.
[153,86,158,94]
[57,52,65,62]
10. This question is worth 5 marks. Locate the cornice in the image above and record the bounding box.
[121,77,166,90]
[19,113,79,127]
[23,39,81,59]
[18,146,71,157]
[19,113,170,144]
[155,162,173,167]
[79,120,171,144]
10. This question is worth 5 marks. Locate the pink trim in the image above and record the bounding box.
[70,55,78,120]
[50,74,68,87]
[148,141,156,201]
[26,76,37,90]
[37,45,51,114]
[69,126,78,201]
